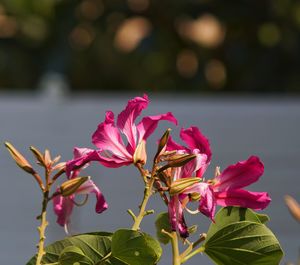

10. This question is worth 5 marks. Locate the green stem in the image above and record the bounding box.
[170,231,181,265]
[131,177,155,230]
[36,192,49,265]
[181,246,205,264]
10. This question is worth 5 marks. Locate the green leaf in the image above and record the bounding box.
[59,246,93,265]
[204,207,284,265]
[155,212,172,244]
[255,213,270,224]
[111,229,162,265]
[26,232,113,265]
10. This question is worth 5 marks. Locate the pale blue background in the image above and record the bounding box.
[0,93,299,264]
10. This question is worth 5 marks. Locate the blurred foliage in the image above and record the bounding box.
[0,0,300,92]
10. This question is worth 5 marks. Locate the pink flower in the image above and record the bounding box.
[53,148,108,228]
[166,126,211,237]
[185,156,271,221]
[53,178,108,228]
[166,126,212,178]
[92,94,177,167]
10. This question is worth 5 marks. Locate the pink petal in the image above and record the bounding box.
[182,182,216,221]
[198,185,216,221]
[215,189,271,210]
[168,196,189,238]
[166,136,187,152]
[117,94,149,152]
[92,111,132,161]
[137,112,178,141]
[181,151,208,179]
[214,156,264,192]
[53,193,74,227]
[180,127,212,163]
[76,179,108,213]
[66,148,102,178]
[97,154,133,168]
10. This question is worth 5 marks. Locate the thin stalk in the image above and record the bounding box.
[170,231,181,265]
[131,163,156,230]
[36,192,49,265]
[181,246,205,264]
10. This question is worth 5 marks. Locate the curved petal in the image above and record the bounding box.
[117,94,149,152]
[215,189,271,210]
[53,193,74,227]
[198,185,216,221]
[168,196,189,238]
[214,156,264,192]
[92,111,132,161]
[76,179,108,213]
[97,154,133,168]
[137,112,178,142]
[66,148,102,178]
[166,136,187,152]
[180,127,212,163]
[181,151,207,179]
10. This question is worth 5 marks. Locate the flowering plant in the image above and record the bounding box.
[6,95,283,265]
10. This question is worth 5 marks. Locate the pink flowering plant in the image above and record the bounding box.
[5,95,283,265]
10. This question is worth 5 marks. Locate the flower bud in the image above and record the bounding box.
[133,140,147,165]
[5,142,35,174]
[285,195,300,222]
[157,154,196,173]
[154,128,171,161]
[30,146,46,167]
[169,177,201,196]
[60,176,89,197]
[189,192,201,201]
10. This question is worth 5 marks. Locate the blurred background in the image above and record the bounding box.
[0,0,300,265]
[0,0,300,93]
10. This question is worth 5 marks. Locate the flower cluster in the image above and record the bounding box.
[53,95,271,237]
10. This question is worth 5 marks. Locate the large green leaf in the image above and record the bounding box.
[27,232,113,265]
[204,207,284,265]
[111,229,162,265]
[155,212,172,245]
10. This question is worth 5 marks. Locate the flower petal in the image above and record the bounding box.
[166,136,187,152]
[198,185,216,221]
[215,189,271,210]
[180,127,212,163]
[66,148,102,178]
[76,179,108,213]
[117,94,149,152]
[168,196,189,238]
[137,112,178,142]
[214,156,264,191]
[53,193,74,227]
[92,111,132,161]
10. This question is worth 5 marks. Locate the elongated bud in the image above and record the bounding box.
[44,149,52,167]
[5,142,35,174]
[154,128,171,161]
[30,146,46,167]
[169,177,201,196]
[133,140,147,165]
[157,154,196,173]
[187,225,198,235]
[285,195,300,222]
[60,176,89,197]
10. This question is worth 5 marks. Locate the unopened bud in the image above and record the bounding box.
[44,149,52,167]
[133,140,147,165]
[30,146,46,167]
[5,142,35,174]
[189,192,201,201]
[169,177,201,196]
[60,176,89,197]
[285,195,300,222]
[154,129,171,161]
[157,154,196,173]
[187,225,198,235]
